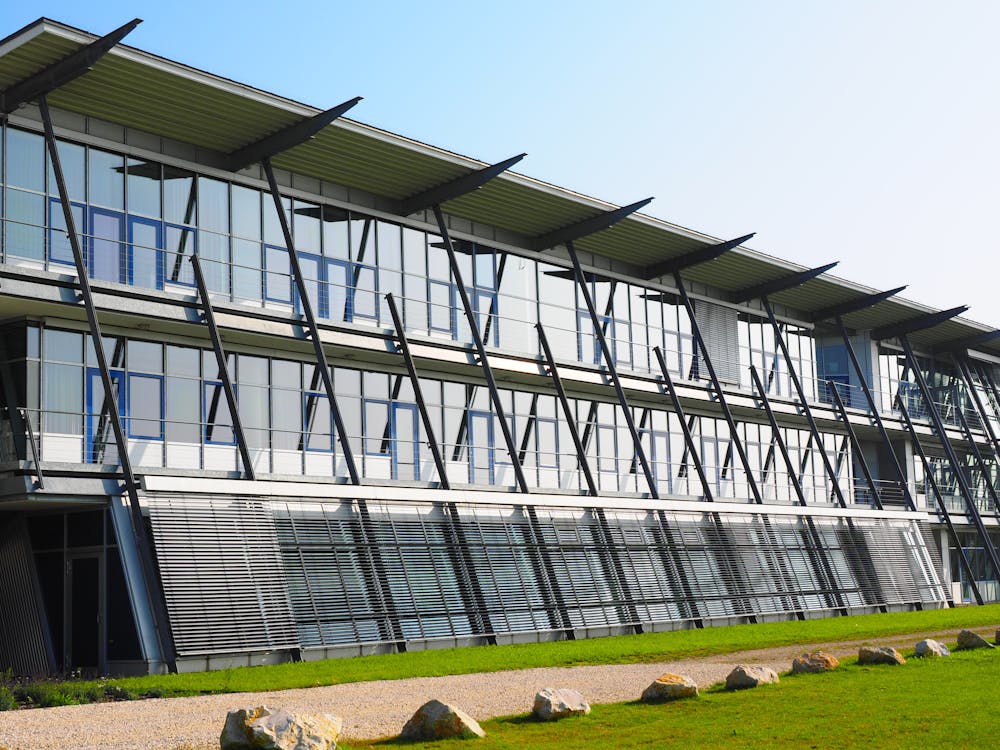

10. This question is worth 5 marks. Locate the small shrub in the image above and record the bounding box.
[103,684,136,701]
[143,686,165,699]
[0,686,17,711]
[14,682,77,708]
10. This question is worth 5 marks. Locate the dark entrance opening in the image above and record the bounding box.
[67,554,102,673]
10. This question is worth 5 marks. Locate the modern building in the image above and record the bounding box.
[0,17,995,677]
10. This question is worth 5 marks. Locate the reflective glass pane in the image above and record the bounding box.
[6,128,45,192]
[88,149,125,209]
[263,195,290,247]
[165,226,196,285]
[5,188,45,261]
[231,184,261,240]
[232,238,261,302]
[264,245,291,303]
[199,231,230,294]
[321,206,349,260]
[127,159,161,217]
[293,201,320,252]
[49,199,84,266]
[90,209,124,283]
[128,217,162,289]
[128,341,162,373]
[47,140,85,202]
[163,166,195,225]
[204,382,234,444]
[128,375,163,439]
[198,177,229,233]
[44,329,83,364]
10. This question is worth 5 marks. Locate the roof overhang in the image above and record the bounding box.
[1,17,998,356]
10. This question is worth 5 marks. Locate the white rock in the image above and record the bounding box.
[914,639,950,658]
[725,664,779,690]
[220,705,342,750]
[532,687,591,721]
[640,672,698,703]
[400,699,485,741]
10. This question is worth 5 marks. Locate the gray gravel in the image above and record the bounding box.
[0,627,988,750]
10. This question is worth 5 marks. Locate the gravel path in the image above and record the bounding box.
[0,626,991,750]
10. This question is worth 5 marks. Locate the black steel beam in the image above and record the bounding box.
[536,323,599,497]
[190,255,256,480]
[652,346,714,501]
[399,153,526,216]
[593,508,643,634]
[836,317,916,510]
[963,359,1000,457]
[440,502,496,643]
[941,329,1000,353]
[809,286,907,323]
[1,19,142,114]
[673,271,765,504]
[749,365,808,506]
[872,306,968,341]
[39,96,175,668]
[895,397,983,605]
[733,262,838,304]
[525,505,576,638]
[762,298,848,508]
[899,334,1000,583]
[642,233,754,279]
[262,158,360,484]
[227,97,362,172]
[531,198,653,251]
[353,501,408,648]
[826,379,883,509]
[432,205,529,493]
[566,241,658,498]
[384,293,450,490]
[955,409,1000,515]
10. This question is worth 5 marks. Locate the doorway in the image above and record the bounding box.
[65,551,105,674]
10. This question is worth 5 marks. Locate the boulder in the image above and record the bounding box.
[791,652,839,674]
[532,687,590,721]
[914,639,950,658]
[220,706,342,750]
[956,629,994,651]
[858,646,906,666]
[725,664,779,690]
[640,672,699,703]
[400,700,485,741]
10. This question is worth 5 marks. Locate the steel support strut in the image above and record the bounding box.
[896,398,983,605]
[566,241,658,497]
[826,380,883,509]
[956,410,1000,515]
[672,272,764,503]
[762,298,848,507]
[652,346,714,500]
[749,366,809,506]
[899,334,1000,584]
[836,318,916,510]
[261,158,359,483]
[40,96,174,668]
[190,255,256,480]
[432,206,529,492]
[953,356,1000,493]
[536,323,599,496]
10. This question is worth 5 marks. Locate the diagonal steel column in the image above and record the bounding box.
[593,508,643,633]
[433,206,528,492]
[751,366,846,611]
[262,158,359,483]
[836,317,916,510]
[899,334,1000,583]
[826,380,882,509]
[762,298,847,508]
[190,255,256,480]
[653,346,714,500]
[955,357,1000,458]
[40,96,174,668]
[536,323,598,496]
[896,398,982,605]
[673,272,764,504]
[955,410,1000,514]
[385,293,449,489]
[566,241,657,498]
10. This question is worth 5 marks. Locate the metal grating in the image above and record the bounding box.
[146,496,298,656]
[0,516,53,675]
[145,494,947,656]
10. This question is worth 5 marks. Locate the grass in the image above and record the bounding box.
[345,649,1000,749]
[5,604,1000,709]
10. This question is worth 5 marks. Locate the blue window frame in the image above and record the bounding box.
[536,416,559,470]
[428,280,456,335]
[127,215,164,290]
[468,410,495,485]
[643,428,672,494]
[164,224,196,287]
[127,373,164,440]
[47,197,85,268]
[89,207,126,283]
[577,310,616,366]
[472,289,499,347]
[292,255,378,324]
[303,390,334,452]
[203,381,236,445]
[85,367,124,463]
[362,400,420,479]
[264,244,292,304]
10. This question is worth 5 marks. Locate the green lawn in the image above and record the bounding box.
[7,604,1000,708]
[347,649,1000,749]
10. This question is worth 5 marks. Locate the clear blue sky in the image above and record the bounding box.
[4,2,999,326]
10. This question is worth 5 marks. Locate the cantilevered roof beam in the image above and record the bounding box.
[399,153,527,215]
[938,329,1000,352]
[530,197,653,251]
[871,305,968,341]
[809,285,907,323]
[0,18,142,114]
[227,96,362,171]
[642,233,755,279]
[732,261,838,304]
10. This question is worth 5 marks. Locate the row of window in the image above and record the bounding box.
[23,325,852,501]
